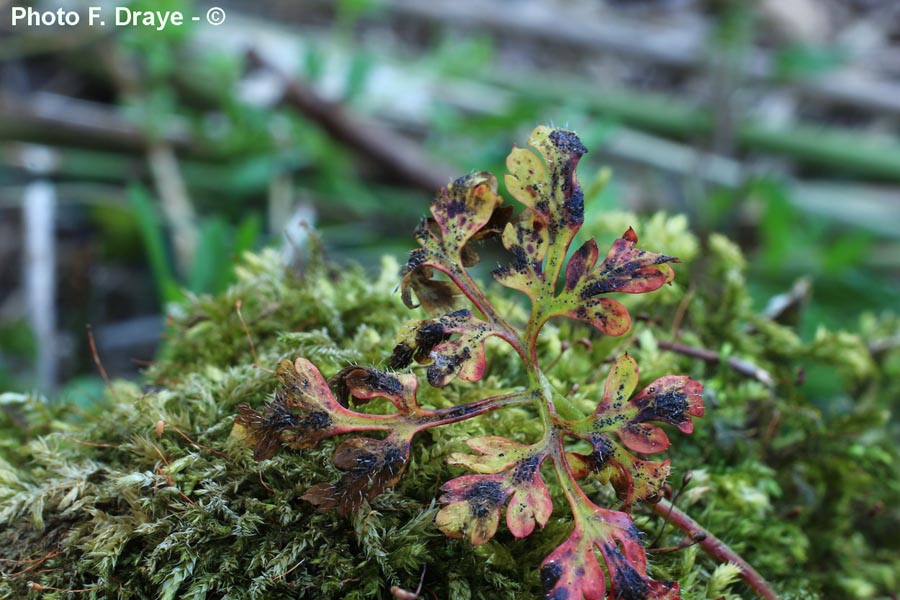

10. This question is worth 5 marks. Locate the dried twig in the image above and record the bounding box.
[86,325,111,389]
[0,91,191,153]
[654,339,774,387]
[651,499,779,600]
[246,49,455,194]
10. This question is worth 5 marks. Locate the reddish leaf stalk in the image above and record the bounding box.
[436,262,527,361]
[651,499,779,600]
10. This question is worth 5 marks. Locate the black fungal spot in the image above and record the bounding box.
[541,562,564,594]
[513,455,540,484]
[465,480,506,518]
[638,388,688,426]
[582,435,615,472]
[549,129,588,158]
[406,248,427,272]
[445,199,467,218]
[415,322,452,358]
[512,245,529,270]
[298,410,332,434]
[447,308,472,320]
[451,174,474,190]
[365,370,403,396]
[564,191,585,225]
[389,343,414,369]
[612,563,650,600]
[536,200,551,216]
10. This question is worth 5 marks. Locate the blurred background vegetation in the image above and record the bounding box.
[1,0,898,399]
[2,0,899,402]
[0,1,899,598]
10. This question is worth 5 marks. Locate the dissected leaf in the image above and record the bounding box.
[302,435,412,516]
[401,173,508,312]
[562,355,703,505]
[494,127,679,346]
[494,126,588,303]
[436,443,552,544]
[235,358,350,458]
[542,506,679,600]
[234,358,409,457]
[329,365,420,414]
[546,228,679,337]
[234,127,708,600]
[492,210,550,300]
[391,309,501,387]
[504,126,587,241]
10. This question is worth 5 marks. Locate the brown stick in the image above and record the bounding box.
[0,91,192,154]
[651,499,779,600]
[655,339,774,387]
[86,324,111,389]
[246,49,455,194]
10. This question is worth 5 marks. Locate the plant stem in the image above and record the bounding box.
[653,339,774,387]
[433,262,528,363]
[416,390,534,429]
[650,499,780,600]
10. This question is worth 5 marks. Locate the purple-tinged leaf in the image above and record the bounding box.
[565,434,671,505]
[564,238,599,292]
[560,354,703,505]
[630,376,705,436]
[540,530,606,600]
[391,309,502,387]
[544,228,679,338]
[400,173,508,312]
[554,296,632,337]
[542,505,679,600]
[436,444,552,543]
[330,366,420,414]
[578,227,678,297]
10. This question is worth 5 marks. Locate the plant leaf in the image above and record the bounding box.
[492,210,549,301]
[545,228,679,337]
[503,126,587,240]
[561,355,703,505]
[329,365,420,414]
[390,309,502,387]
[302,435,412,516]
[234,358,402,459]
[401,173,508,312]
[541,506,680,600]
[436,443,552,543]
[494,126,587,300]
[576,227,678,296]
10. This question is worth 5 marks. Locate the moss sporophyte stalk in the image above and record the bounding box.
[234,126,710,599]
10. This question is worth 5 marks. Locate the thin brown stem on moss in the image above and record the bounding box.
[651,498,780,600]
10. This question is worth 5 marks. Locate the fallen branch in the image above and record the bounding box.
[651,499,779,600]
[655,339,775,387]
[0,91,192,154]
[246,49,455,194]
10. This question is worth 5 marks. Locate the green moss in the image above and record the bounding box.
[1,220,898,599]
